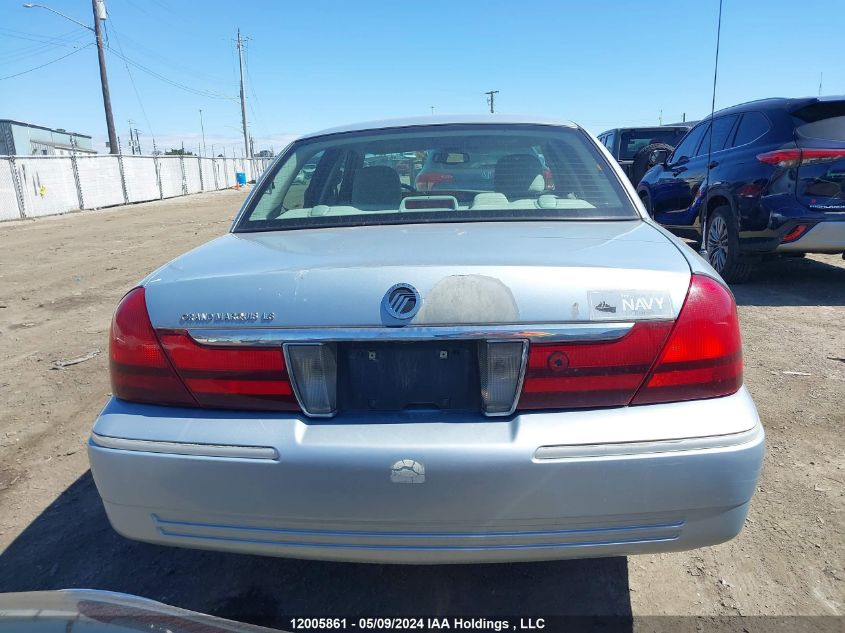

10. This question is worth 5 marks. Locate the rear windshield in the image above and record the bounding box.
[618,129,688,160]
[235,124,637,232]
[793,101,845,142]
[792,101,845,124]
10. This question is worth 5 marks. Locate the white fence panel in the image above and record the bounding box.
[224,159,236,187]
[214,159,229,189]
[0,159,21,220]
[184,157,201,193]
[15,157,78,218]
[122,156,159,203]
[76,155,124,209]
[199,158,216,191]
[158,157,183,198]
[0,152,257,222]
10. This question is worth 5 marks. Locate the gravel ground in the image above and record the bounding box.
[0,190,842,625]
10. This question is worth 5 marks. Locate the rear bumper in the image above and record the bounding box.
[88,389,764,564]
[775,216,845,253]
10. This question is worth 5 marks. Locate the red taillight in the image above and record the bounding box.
[109,287,299,411]
[757,148,845,167]
[631,275,742,405]
[782,224,809,243]
[517,274,742,410]
[158,332,299,411]
[415,171,454,191]
[798,148,845,164]
[518,322,673,410]
[756,149,802,167]
[109,288,196,407]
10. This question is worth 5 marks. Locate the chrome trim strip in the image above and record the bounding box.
[90,433,279,460]
[189,322,636,347]
[534,423,763,460]
[481,339,529,418]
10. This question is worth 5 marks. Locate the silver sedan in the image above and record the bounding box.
[88,115,764,564]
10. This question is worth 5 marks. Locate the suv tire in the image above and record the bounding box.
[630,142,674,186]
[705,206,753,283]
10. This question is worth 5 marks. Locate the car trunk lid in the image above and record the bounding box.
[142,220,691,330]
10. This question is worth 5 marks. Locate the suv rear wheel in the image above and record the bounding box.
[705,206,753,283]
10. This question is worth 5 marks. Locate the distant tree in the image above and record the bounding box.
[165,148,195,156]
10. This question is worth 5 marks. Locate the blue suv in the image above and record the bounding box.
[637,97,845,282]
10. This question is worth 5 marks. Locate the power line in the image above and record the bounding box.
[104,16,156,150]
[102,23,231,84]
[0,26,88,45]
[105,46,237,100]
[0,27,89,63]
[0,43,93,81]
[244,41,269,139]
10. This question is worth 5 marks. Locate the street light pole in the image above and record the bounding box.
[23,1,118,154]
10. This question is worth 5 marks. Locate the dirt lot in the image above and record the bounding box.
[0,190,842,624]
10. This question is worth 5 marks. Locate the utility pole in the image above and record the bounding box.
[659,109,663,125]
[92,0,118,153]
[134,128,141,155]
[485,90,499,114]
[236,29,251,158]
[199,109,207,157]
[23,1,118,153]
[128,120,136,154]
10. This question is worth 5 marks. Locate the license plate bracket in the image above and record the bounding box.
[337,341,480,412]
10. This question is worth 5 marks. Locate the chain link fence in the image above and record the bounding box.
[0,154,273,222]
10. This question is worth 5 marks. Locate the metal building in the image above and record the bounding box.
[0,119,96,156]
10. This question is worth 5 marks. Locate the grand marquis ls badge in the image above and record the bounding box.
[383,283,420,320]
[180,311,275,323]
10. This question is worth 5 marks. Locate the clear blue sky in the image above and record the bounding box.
[1,0,842,154]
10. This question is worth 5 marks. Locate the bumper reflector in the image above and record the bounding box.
[284,343,338,417]
[478,340,527,416]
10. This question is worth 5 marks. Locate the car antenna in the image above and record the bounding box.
[702,0,724,257]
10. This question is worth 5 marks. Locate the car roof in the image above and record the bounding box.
[598,125,691,135]
[299,114,578,140]
[707,95,845,119]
